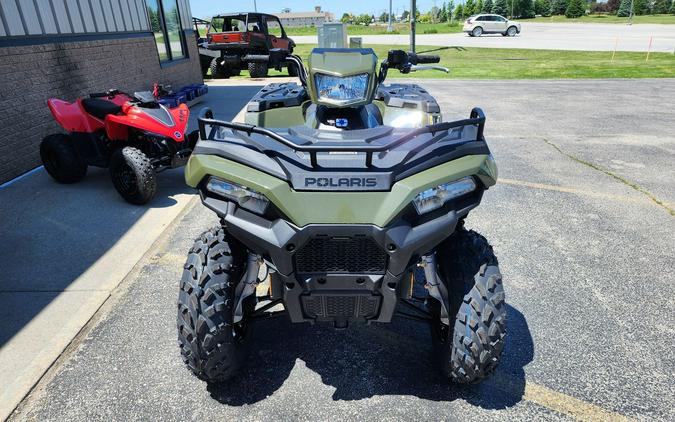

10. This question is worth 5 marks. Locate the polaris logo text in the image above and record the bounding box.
[304,177,378,188]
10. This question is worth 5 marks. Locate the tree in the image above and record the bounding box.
[565,0,586,17]
[606,0,620,13]
[440,2,449,21]
[483,0,494,12]
[515,0,536,17]
[448,1,455,21]
[465,0,476,15]
[671,0,675,13]
[551,0,569,14]
[477,0,485,14]
[402,10,410,21]
[340,13,352,23]
[617,0,631,15]
[535,0,552,15]
[653,0,670,13]
[454,3,465,20]
[635,0,649,14]
[356,14,372,25]
[379,12,389,22]
[492,0,510,15]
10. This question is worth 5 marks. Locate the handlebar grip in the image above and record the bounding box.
[416,54,441,64]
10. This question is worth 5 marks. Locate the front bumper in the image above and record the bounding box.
[201,193,478,324]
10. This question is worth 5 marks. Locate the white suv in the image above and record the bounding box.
[463,14,521,37]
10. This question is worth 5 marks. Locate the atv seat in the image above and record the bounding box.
[82,98,122,120]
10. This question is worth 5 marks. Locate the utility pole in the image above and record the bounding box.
[628,0,634,25]
[410,0,416,53]
[511,0,514,19]
[387,0,393,32]
[253,0,257,12]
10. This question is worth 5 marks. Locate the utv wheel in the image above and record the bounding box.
[248,61,269,78]
[109,147,156,205]
[287,62,299,77]
[431,227,506,383]
[40,134,87,183]
[507,26,518,37]
[472,26,483,37]
[209,58,228,78]
[177,227,252,382]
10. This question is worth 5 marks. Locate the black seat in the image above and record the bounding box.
[82,98,122,120]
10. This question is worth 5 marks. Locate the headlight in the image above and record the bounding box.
[314,73,369,104]
[206,177,269,215]
[412,177,476,215]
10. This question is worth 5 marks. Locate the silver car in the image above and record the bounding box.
[463,14,521,37]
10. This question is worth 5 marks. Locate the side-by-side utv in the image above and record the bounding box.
[177,48,506,384]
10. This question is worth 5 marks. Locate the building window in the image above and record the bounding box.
[146,0,186,62]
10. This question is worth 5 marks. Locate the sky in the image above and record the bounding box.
[189,0,446,20]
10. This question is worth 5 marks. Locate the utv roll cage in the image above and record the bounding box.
[197,107,486,168]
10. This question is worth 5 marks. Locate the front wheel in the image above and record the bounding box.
[431,228,506,383]
[472,26,483,37]
[40,134,87,183]
[109,147,156,205]
[177,227,252,382]
[507,26,518,37]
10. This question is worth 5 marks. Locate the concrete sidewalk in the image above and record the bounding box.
[0,82,264,421]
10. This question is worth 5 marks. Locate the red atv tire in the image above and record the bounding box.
[109,147,156,205]
[40,134,87,184]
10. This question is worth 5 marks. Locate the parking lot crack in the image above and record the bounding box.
[542,139,674,216]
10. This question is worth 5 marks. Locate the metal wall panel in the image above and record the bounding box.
[0,0,191,37]
[110,0,123,31]
[36,0,58,34]
[64,0,83,33]
[100,0,114,31]
[133,0,148,30]
[51,0,72,33]
[78,0,96,32]
[1,0,26,36]
[89,0,106,32]
[17,0,41,34]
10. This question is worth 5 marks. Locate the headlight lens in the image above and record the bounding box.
[314,73,369,104]
[412,177,476,215]
[206,177,269,215]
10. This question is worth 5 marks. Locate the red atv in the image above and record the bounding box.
[41,89,197,204]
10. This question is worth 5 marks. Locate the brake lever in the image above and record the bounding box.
[410,65,450,73]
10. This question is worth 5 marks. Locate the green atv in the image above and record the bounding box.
[177,48,506,384]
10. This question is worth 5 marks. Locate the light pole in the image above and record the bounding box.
[387,0,393,32]
[410,0,417,52]
[253,0,257,12]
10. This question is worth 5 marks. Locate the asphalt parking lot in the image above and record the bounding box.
[9,79,675,421]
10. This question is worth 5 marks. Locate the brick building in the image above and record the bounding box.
[0,0,202,184]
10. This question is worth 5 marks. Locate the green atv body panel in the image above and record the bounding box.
[185,153,496,227]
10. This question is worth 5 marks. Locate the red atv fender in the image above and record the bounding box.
[47,94,129,133]
[106,103,189,143]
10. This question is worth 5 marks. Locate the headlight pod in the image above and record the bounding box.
[206,177,269,215]
[314,73,369,105]
[412,177,477,215]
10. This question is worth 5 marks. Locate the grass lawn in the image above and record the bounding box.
[222,44,674,79]
[527,14,675,24]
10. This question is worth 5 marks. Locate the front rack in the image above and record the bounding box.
[197,107,486,168]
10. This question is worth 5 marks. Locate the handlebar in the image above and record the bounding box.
[411,54,441,64]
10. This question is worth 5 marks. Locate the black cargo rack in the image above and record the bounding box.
[197,107,486,168]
